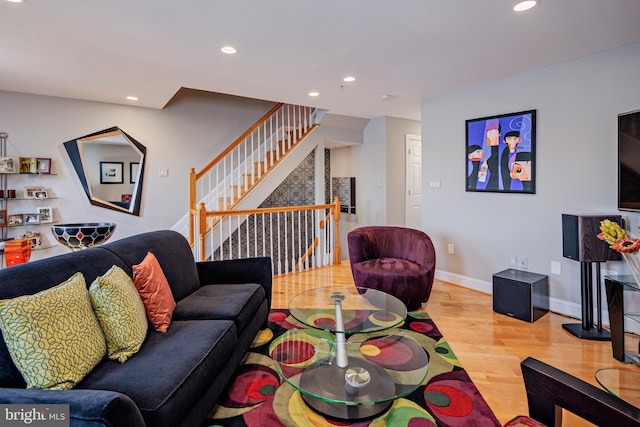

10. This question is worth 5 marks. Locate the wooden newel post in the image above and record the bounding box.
[197,201,207,262]
[333,196,341,264]
[189,168,196,246]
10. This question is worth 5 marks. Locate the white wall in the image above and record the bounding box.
[386,117,421,226]
[0,89,275,260]
[422,42,640,321]
[330,116,421,258]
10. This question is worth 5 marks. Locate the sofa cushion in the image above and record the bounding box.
[77,319,236,427]
[90,265,148,362]
[101,230,201,301]
[0,273,106,390]
[133,252,176,333]
[173,283,265,334]
[0,248,126,388]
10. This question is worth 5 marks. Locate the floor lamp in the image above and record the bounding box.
[561,214,622,341]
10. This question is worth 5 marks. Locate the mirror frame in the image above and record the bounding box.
[63,126,146,216]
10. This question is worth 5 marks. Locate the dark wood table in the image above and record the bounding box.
[604,275,640,364]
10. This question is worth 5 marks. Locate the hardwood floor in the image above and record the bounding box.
[272,262,640,426]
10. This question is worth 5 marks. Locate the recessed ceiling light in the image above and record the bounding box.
[513,0,539,12]
[343,76,356,82]
[308,92,319,97]
[5,0,25,3]
[221,46,237,54]
[126,96,138,101]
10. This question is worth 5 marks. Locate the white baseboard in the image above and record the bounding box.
[434,269,640,333]
[435,270,493,294]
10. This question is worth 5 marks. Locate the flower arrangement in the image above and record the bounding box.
[598,219,640,283]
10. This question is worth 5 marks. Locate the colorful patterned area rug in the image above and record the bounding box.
[205,309,501,427]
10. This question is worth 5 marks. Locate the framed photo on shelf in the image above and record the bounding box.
[0,210,6,227]
[37,206,53,223]
[8,213,23,226]
[36,158,52,174]
[24,213,41,225]
[465,109,536,194]
[20,231,43,250]
[0,157,17,173]
[130,162,139,184]
[19,157,37,174]
[25,186,46,199]
[100,161,124,184]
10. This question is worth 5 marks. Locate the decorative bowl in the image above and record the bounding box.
[51,223,116,251]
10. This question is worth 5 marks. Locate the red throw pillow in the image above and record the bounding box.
[132,252,176,333]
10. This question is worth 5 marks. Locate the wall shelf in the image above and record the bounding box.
[0,132,59,268]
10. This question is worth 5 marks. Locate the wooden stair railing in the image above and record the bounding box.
[189,103,318,253]
[192,197,341,275]
[296,207,340,270]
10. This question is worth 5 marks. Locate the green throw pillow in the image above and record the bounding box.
[0,272,107,390]
[90,265,148,362]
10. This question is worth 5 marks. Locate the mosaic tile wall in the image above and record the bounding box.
[259,149,331,207]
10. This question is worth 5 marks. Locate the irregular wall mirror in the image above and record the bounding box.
[63,127,145,216]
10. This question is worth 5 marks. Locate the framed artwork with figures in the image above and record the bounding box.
[465,110,536,194]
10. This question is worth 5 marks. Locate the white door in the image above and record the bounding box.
[405,134,422,229]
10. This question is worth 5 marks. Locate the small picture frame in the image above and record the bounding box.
[100,161,124,184]
[36,158,52,174]
[37,206,53,223]
[24,213,41,225]
[19,157,37,174]
[20,231,43,250]
[8,213,23,226]
[24,186,46,199]
[0,157,17,173]
[130,162,139,184]
[0,210,6,227]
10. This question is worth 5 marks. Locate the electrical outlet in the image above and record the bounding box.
[447,243,455,255]
[159,168,169,177]
[550,261,561,275]
[510,255,518,267]
[520,257,528,270]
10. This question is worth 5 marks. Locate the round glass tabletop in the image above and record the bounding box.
[271,328,429,420]
[595,367,640,407]
[288,286,407,334]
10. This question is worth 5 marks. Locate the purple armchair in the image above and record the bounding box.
[347,226,436,310]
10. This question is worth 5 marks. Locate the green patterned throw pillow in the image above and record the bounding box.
[90,265,148,362]
[0,272,107,390]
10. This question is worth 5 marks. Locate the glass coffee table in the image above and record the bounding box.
[272,286,429,420]
[595,367,640,408]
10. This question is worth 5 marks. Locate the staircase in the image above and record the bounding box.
[185,103,325,264]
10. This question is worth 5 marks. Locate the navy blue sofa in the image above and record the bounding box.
[0,230,272,427]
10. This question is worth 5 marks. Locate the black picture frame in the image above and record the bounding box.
[100,161,124,184]
[466,110,536,194]
[130,162,139,184]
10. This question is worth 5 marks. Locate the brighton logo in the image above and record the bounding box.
[1,405,69,426]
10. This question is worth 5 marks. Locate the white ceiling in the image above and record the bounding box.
[2,0,640,121]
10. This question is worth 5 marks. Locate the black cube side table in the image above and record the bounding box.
[493,269,549,322]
